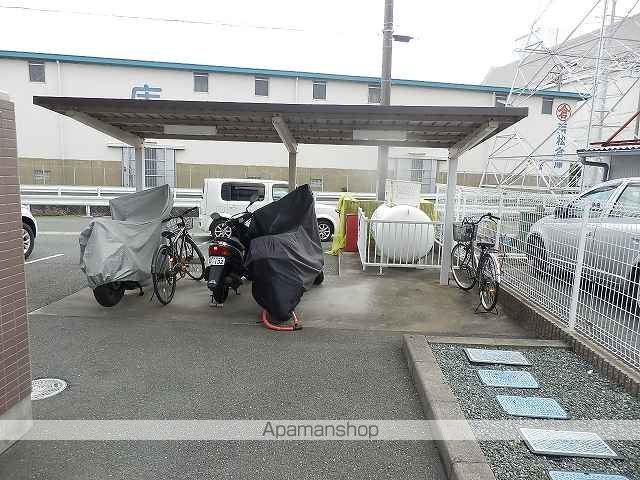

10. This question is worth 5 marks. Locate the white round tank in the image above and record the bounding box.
[370,204,435,262]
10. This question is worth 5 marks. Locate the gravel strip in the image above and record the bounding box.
[431,343,640,480]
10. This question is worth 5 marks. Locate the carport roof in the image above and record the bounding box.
[33,96,527,150]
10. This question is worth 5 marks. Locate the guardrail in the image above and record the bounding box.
[20,185,203,214]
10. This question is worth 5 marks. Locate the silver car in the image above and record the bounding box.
[527,178,640,301]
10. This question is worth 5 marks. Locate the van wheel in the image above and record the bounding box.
[317,220,333,242]
[210,219,232,239]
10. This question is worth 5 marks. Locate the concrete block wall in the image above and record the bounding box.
[0,93,32,453]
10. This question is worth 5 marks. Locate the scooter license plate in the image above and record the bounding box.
[208,256,226,266]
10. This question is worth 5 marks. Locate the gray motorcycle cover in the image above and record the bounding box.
[245,184,324,323]
[79,184,174,289]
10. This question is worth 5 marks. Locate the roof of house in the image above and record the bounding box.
[0,50,586,100]
[577,144,640,157]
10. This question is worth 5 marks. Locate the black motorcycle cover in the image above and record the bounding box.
[245,184,324,323]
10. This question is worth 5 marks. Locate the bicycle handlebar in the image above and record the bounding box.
[463,213,500,225]
[162,206,199,223]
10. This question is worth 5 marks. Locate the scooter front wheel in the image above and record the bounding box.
[93,283,125,307]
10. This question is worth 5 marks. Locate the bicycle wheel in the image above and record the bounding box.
[479,255,500,311]
[152,244,176,305]
[451,243,476,290]
[182,236,205,281]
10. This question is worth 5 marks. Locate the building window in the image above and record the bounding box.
[28,61,45,83]
[33,168,50,184]
[542,96,554,115]
[121,146,176,188]
[309,178,324,191]
[221,182,266,201]
[193,72,209,92]
[313,80,327,100]
[255,76,269,96]
[495,93,507,107]
[368,83,381,104]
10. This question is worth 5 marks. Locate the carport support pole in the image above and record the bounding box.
[439,150,459,285]
[134,146,144,192]
[288,151,297,191]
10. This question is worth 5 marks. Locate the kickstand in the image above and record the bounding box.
[474,302,500,316]
[138,287,144,297]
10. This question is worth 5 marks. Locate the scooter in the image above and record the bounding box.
[205,194,258,305]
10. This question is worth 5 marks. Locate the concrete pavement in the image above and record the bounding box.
[2,313,446,479]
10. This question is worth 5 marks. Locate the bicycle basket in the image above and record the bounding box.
[165,217,192,233]
[453,223,475,243]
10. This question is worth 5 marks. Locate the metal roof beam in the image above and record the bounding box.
[450,120,499,156]
[65,111,144,147]
[272,116,298,153]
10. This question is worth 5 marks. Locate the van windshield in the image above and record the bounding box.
[272,185,289,201]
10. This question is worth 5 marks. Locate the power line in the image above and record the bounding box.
[0,4,307,33]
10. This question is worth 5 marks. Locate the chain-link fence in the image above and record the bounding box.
[438,185,640,371]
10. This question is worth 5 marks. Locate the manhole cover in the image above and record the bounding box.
[548,472,629,480]
[31,378,67,400]
[478,370,539,388]
[520,428,619,459]
[464,348,531,366]
[497,395,568,419]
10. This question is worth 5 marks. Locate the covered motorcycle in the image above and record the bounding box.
[79,184,174,307]
[245,184,324,324]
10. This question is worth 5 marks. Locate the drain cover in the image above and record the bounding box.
[31,378,67,400]
[478,370,539,388]
[464,348,531,366]
[520,428,619,459]
[497,395,568,419]
[548,472,629,480]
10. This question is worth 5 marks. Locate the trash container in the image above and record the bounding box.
[345,214,358,252]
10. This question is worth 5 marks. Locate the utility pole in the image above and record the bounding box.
[376,0,394,201]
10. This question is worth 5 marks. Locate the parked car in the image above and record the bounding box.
[21,204,38,259]
[200,178,338,242]
[526,177,640,302]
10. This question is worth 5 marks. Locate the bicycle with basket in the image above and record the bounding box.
[151,206,206,305]
[450,213,501,312]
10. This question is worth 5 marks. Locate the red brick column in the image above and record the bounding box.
[0,92,32,452]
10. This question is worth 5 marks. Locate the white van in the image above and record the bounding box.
[200,178,338,242]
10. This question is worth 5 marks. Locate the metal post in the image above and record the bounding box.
[494,189,505,250]
[568,202,591,331]
[439,151,459,285]
[288,151,297,191]
[134,146,144,192]
[376,0,393,200]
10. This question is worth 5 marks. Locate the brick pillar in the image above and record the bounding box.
[0,91,32,453]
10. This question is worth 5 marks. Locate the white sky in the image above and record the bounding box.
[0,0,637,84]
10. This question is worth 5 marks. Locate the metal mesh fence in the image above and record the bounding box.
[435,186,640,370]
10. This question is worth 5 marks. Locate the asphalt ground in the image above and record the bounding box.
[11,216,447,479]
[0,314,446,480]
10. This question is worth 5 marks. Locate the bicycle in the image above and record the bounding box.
[450,213,501,312]
[152,206,205,305]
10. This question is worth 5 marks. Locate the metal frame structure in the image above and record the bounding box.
[33,96,527,285]
[480,0,640,192]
